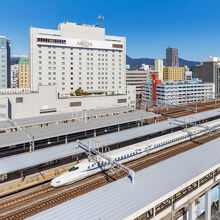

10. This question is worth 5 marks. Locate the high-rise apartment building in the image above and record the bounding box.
[18,58,29,88]
[154,59,163,80]
[30,22,126,94]
[163,67,184,81]
[0,36,10,88]
[11,64,19,88]
[166,47,179,67]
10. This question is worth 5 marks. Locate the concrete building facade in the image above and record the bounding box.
[166,47,179,67]
[154,59,163,80]
[18,58,29,88]
[142,78,215,105]
[163,66,184,81]
[30,22,126,95]
[0,85,136,120]
[126,70,151,96]
[0,36,10,88]
[194,56,220,95]
[10,64,19,88]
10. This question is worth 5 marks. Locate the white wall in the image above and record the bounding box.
[0,85,136,119]
[30,23,126,95]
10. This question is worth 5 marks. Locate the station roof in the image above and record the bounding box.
[0,110,159,148]
[28,136,220,220]
[0,108,220,175]
[0,106,133,131]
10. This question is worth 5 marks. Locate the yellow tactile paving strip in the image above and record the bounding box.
[0,161,79,196]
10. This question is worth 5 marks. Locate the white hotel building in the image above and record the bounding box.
[30,22,126,95]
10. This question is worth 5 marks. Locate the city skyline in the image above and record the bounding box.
[1,0,220,61]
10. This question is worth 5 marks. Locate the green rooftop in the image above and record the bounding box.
[19,58,29,65]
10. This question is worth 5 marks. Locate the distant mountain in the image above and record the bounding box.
[11,55,28,65]
[10,57,20,65]
[126,55,200,69]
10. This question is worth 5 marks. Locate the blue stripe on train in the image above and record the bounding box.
[84,124,220,172]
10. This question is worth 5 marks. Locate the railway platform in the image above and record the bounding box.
[1,107,220,197]
[0,161,78,197]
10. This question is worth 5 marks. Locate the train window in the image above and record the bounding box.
[68,166,79,172]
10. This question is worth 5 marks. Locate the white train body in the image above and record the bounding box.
[51,119,220,187]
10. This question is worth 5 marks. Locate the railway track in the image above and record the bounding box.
[153,100,220,115]
[1,130,220,219]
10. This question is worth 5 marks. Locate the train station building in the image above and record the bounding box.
[0,84,136,120]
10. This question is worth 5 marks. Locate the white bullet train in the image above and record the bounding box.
[51,118,220,187]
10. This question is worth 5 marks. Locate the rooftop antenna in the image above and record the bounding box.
[98,15,104,28]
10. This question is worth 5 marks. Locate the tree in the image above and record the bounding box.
[75,87,83,96]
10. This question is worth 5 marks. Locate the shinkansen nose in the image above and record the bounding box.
[51,179,61,187]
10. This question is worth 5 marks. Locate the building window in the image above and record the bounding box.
[70,102,81,107]
[16,97,23,103]
[118,98,127,103]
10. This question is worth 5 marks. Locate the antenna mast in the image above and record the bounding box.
[98,15,104,28]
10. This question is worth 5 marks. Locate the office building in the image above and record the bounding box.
[140,64,149,71]
[154,59,163,80]
[126,64,130,70]
[0,36,10,88]
[184,70,192,81]
[18,58,29,88]
[126,70,151,96]
[30,22,126,95]
[10,64,19,88]
[142,74,215,105]
[163,66,184,81]
[194,56,220,95]
[166,47,179,67]
[0,85,136,120]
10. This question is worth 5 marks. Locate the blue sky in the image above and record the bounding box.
[1,0,220,61]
